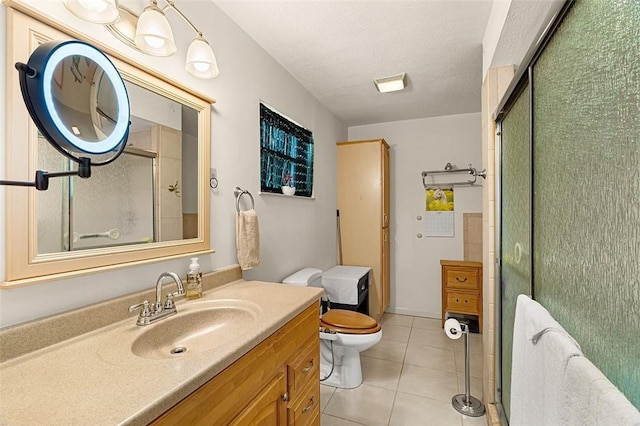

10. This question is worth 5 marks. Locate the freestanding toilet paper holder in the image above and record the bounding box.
[446,318,486,417]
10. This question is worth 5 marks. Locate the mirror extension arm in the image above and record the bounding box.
[1,157,91,191]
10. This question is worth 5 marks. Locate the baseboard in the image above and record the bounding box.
[385,306,441,319]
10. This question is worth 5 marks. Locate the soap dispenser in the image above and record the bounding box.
[185,257,203,300]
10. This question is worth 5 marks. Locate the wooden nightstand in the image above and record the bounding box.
[441,260,483,332]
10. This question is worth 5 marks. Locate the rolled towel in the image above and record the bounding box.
[562,355,640,426]
[511,294,583,425]
[236,209,260,270]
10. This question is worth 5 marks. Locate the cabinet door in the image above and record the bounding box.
[382,144,390,228]
[382,227,390,313]
[230,371,287,426]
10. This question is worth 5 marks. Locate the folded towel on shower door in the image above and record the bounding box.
[562,355,640,426]
[236,209,260,270]
[510,294,583,425]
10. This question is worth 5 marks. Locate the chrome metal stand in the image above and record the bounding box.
[450,320,485,417]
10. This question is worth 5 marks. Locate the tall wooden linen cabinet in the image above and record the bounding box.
[337,139,390,321]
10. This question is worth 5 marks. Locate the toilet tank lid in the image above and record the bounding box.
[282,268,323,286]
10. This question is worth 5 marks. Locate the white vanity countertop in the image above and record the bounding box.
[0,280,323,425]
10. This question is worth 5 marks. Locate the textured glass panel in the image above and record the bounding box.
[37,136,71,253]
[72,152,155,249]
[533,0,640,408]
[499,84,531,419]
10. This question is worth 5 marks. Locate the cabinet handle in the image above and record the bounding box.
[281,392,289,402]
[456,298,459,302]
[302,397,315,413]
[301,359,314,373]
[456,277,468,283]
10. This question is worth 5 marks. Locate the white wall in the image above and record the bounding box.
[349,113,482,318]
[482,0,565,79]
[0,1,346,327]
[482,0,512,78]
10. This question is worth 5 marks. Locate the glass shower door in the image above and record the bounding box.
[498,82,531,420]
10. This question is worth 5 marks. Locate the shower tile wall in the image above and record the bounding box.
[463,213,482,262]
[480,64,515,408]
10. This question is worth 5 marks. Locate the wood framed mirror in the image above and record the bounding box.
[3,8,213,287]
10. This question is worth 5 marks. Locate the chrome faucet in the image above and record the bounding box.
[129,272,186,326]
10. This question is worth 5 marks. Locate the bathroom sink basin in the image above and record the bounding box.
[131,299,261,359]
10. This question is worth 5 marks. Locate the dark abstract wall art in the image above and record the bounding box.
[260,103,314,197]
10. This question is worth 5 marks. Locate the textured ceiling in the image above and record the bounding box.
[214,0,494,126]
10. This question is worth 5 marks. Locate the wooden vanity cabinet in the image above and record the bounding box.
[151,303,320,425]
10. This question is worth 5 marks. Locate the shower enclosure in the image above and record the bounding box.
[37,141,156,253]
[494,0,640,421]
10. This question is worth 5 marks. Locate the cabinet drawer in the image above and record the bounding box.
[446,292,479,315]
[288,339,319,401]
[288,380,320,426]
[445,268,479,291]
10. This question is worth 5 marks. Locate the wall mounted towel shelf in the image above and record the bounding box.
[422,163,487,188]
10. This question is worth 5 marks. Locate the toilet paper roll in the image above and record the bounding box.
[444,318,462,340]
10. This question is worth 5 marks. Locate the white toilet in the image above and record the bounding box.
[283,268,383,389]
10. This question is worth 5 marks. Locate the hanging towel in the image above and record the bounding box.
[236,209,260,270]
[510,294,583,426]
[562,355,640,426]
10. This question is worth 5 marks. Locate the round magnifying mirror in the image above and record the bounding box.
[16,40,130,163]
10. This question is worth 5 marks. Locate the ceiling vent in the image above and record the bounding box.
[373,73,407,93]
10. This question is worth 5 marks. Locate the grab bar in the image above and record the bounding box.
[234,187,255,212]
[421,163,487,188]
[72,228,121,243]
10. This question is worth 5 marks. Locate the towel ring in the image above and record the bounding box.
[234,187,255,212]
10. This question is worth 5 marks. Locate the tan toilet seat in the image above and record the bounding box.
[320,309,381,335]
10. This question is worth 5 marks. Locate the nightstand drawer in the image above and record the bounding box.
[446,292,479,315]
[445,268,479,291]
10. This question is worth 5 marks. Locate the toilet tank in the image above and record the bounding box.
[282,268,323,288]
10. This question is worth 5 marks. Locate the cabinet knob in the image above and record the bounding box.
[281,392,289,402]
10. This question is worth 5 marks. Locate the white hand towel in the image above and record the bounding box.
[236,209,260,270]
[510,294,583,426]
[562,355,640,426]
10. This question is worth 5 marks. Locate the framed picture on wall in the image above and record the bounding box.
[259,102,314,197]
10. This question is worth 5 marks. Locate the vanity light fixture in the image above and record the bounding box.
[373,73,407,93]
[134,1,177,56]
[63,0,219,79]
[64,0,120,24]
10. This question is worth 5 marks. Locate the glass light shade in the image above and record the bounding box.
[64,0,120,24]
[134,6,177,56]
[186,37,219,79]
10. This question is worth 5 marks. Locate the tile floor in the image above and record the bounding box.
[320,314,486,426]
